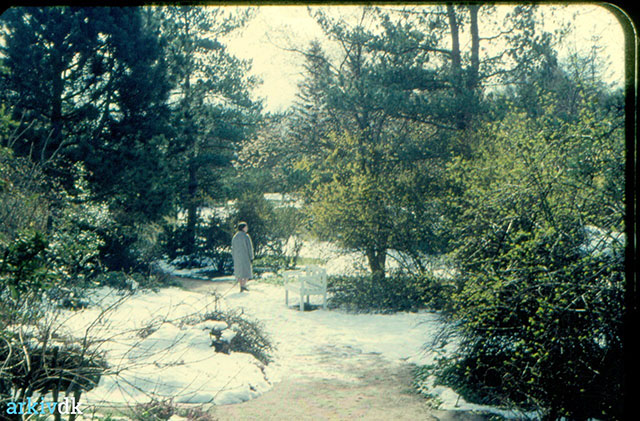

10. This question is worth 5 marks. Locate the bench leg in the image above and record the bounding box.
[323,291,327,310]
[285,290,289,306]
[300,292,304,311]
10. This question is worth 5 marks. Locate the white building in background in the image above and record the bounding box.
[177,193,302,223]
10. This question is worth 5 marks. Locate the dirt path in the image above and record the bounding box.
[212,353,486,421]
[173,276,490,421]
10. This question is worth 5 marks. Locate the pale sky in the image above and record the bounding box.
[224,4,627,113]
[225,6,325,113]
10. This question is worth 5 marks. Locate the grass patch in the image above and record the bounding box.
[256,272,284,286]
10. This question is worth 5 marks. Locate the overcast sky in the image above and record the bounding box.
[224,4,627,113]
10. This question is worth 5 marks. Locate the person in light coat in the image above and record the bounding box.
[231,221,254,292]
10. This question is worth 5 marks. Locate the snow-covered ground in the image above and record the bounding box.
[55,287,270,406]
[49,279,530,419]
[42,238,540,418]
[55,283,450,406]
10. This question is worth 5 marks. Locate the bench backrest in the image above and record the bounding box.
[302,266,327,288]
[283,266,327,290]
[283,270,304,283]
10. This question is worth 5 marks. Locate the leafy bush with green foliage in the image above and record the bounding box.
[1,149,108,302]
[262,205,305,270]
[252,254,288,274]
[327,273,453,313]
[228,192,273,255]
[228,192,305,272]
[202,214,233,254]
[439,94,625,419]
[160,212,232,263]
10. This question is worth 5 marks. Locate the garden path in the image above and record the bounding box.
[174,276,491,421]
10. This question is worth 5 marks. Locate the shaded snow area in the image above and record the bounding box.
[42,235,534,418]
[580,225,625,257]
[47,237,547,417]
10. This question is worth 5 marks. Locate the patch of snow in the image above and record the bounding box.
[154,259,233,280]
[195,320,228,331]
[54,287,270,406]
[580,225,625,257]
[220,328,237,343]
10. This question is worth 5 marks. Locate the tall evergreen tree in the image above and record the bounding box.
[160,6,261,255]
[293,7,455,277]
[289,41,336,157]
[1,7,176,269]
[0,7,173,203]
[0,7,103,171]
[82,7,172,221]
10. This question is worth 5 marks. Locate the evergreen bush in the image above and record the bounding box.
[327,273,451,313]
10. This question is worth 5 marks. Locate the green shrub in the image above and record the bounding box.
[443,236,624,419]
[252,254,288,274]
[441,100,625,419]
[227,192,273,255]
[327,273,451,313]
[1,149,111,417]
[160,214,232,264]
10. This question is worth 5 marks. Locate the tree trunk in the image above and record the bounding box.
[366,246,387,279]
[184,159,198,255]
[49,50,64,163]
[447,5,461,75]
[447,5,467,130]
[468,4,480,91]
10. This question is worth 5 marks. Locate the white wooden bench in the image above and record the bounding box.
[283,266,328,311]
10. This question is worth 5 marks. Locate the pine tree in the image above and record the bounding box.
[0,7,103,171]
[160,6,261,255]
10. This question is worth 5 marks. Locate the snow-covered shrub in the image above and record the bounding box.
[95,271,179,291]
[202,310,273,365]
[162,252,233,278]
[169,252,232,274]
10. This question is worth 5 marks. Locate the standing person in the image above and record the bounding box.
[231,221,254,292]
